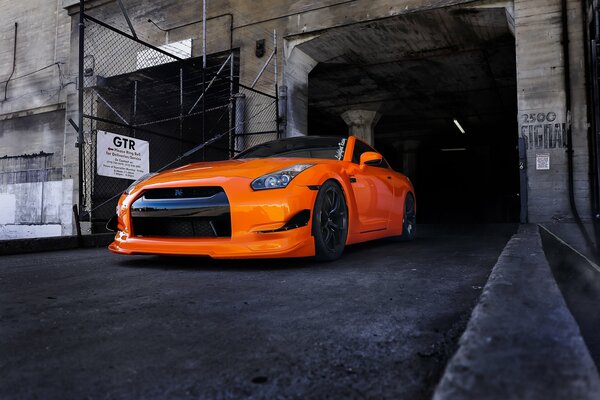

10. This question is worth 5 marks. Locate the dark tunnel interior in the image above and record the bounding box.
[306,7,520,223]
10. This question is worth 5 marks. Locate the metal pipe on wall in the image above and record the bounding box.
[585,1,600,240]
[202,0,207,68]
[562,0,597,253]
[561,0,580,221]
[201,0,207,160]
[561,0,575,206]
[3,22,18,102]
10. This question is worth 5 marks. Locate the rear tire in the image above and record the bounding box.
[398,192,416,241]
[312,181,348,261]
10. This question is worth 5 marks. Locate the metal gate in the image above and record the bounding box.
[78,9,279,230]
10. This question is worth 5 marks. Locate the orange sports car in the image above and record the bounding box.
[108,135,415,261]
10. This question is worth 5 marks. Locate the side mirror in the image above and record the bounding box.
[360,151,383,168]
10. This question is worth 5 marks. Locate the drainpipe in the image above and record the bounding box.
[582,0,600,237]
[561,0,579,221]
[3,23,18,102]
[562,0,597,253]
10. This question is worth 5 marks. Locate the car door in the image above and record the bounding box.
[348,140,394,232]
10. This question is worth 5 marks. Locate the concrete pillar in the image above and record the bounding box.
[282,38,318,137]
[515,0,589,222]
[341,110,381,146]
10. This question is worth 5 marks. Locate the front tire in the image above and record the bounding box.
[398,192,416,241]
[312,181,348,261]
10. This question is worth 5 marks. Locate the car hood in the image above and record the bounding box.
[143,158,330,184]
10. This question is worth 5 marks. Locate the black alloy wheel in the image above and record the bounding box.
[313,180,348,261]
[399,192,416,241]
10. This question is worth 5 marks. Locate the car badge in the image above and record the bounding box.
[174,189,184,197]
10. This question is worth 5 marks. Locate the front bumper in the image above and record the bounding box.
[108,179,318,258]
[109,226,315,258]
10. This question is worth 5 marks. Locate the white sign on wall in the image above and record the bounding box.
[97,131,149,180]
[536,153,550,171]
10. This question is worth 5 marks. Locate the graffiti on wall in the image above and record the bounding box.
[520,112,566,149]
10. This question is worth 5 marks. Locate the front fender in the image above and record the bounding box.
[293,163,360,241]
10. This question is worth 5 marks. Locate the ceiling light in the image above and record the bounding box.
[453,119,466,134]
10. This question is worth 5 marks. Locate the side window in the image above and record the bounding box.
[352,140,390,169]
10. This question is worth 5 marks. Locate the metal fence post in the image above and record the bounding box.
[180,68,183,154]
[234,93,246,152]
[132,80,138,138]
[518,137,528,223]
[78,0,85,219]
[229,50,235,158]
[278,85,287,138]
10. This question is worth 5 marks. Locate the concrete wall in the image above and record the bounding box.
[0,179,73,240]
[0,0,75,238]
[0,0,71,115]
[515,0,590,222]
[64,0,478,126]
[0,112,75,238]
[1,0,587,231]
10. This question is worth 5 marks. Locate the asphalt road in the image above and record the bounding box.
[0,225,516,400]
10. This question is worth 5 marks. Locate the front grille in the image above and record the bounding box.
[130,186,231,238]
[132,216,231,238]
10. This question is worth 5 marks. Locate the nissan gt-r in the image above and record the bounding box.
[108,135,416,261]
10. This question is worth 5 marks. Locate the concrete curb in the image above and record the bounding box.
[540,225,600,373]
[432,224,600,400]
[0,233,114,256]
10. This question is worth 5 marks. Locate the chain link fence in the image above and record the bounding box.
[79,14,279,229]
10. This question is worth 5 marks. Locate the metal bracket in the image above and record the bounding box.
[116,0,138,39]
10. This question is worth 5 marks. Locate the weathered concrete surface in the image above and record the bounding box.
[0,232,113,255]
[540,226,600,372]
[515,0,590,222]
[0,1,70,116]
[433,225,600,400]
[0,0,75,237]
[0,179,74,239]
[0,225,514,399]
[540,222,598,263]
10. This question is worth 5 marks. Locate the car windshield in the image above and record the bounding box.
[234,136,348,160]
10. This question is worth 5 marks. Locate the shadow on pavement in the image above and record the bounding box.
[112,224,516,272]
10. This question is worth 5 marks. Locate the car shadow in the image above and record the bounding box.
[115,255,313,272]
[113,236,426,272]
[112,224,516,271]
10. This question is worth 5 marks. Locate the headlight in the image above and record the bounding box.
[251,164,315,190]
[124,172,157,195]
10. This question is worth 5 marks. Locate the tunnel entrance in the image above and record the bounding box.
[304,6,519,223]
